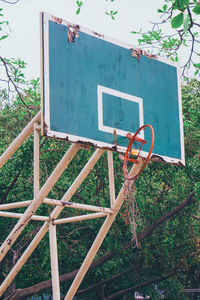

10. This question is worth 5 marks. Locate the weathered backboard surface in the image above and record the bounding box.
[41,12,185,165]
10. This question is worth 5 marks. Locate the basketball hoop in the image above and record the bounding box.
[119,124,154,247]
[120,124,154,180]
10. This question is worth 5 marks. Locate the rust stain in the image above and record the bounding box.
[151,155,183,166]
[93,31,104,38]
[143,50,158,59]
[61,201,73,206]
[44,121,48,136]
[68,25,80,43]
[7,239,12,246]
[52,16,62,24]
[13,223,26,235]
[130,48,158,60]
[131,48,143,60]
[113,130,117,146]
[112,145,117,151]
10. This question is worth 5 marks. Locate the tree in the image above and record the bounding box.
[130,0,200,79]
[77,0,200,79]
[0,79,199,299]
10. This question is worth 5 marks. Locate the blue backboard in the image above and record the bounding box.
[41,12,185,165]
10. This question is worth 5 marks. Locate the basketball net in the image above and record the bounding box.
[122,158,142,248]
[119,125,154,248]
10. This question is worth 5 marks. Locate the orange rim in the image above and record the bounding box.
[123,124,154,180]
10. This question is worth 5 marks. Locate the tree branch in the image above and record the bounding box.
[0,172,20,204]
[0,56,30,111]
[77,263,142,296]
[0,0,20,4]
[105,270,175,300]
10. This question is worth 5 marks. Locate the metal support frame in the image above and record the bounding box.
[0,111,142,299]
[49,221,60,300]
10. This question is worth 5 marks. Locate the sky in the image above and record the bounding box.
[0,0,164,79]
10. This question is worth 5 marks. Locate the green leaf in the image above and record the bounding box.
[171,12,184,28]
[184,0,189,7]
[176,0,185,10]
[76,7,81,14]
[193,63,200,68]
[194,70,199,76]
[0,34,8,40]
[157,8,163,13]
[76,1,83,7]
[163,4,168,12]
[193,4,200,15]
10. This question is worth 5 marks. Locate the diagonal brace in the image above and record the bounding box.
[0,148,104,297]
[0,143,80,262]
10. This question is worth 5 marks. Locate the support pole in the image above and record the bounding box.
[0,111,41,169]
[34,123,40,197]
[53,213,107,225]
[43,198,112,214]
[0,148,104,297]
[0,211,49,221]
[0,143,80,262]
[0,201,31,210]
[65,159,143,300]
[49,222,60,300]
[107,151,115,207]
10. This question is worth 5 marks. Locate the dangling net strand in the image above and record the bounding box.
[122,176,142,248]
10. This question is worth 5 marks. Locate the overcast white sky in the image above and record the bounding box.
[0,0,165,79]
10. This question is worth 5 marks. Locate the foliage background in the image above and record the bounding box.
[0,1,200,299]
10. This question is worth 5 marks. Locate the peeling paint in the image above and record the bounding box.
[143,51,158,59]
[130,48,158,60]
[151,154,184,166]
[68,25,80,43]
[131,48,143,60]
[52,16,62,24]
[93,31,104,39]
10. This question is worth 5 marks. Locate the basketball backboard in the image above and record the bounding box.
[41,12,185,165]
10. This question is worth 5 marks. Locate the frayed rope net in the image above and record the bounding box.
[121,178,142,248]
